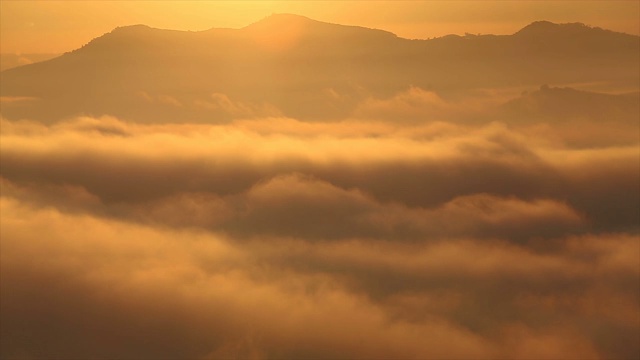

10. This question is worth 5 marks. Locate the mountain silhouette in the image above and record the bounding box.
[1,14,638,123]
[243,13,398,41]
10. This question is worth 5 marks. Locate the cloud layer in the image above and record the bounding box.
[1,87,639,359]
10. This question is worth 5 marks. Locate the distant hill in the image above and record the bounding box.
[495,85,640,147]
[501,85,640,123]
[0,53,60,71]
[1,14,638,123]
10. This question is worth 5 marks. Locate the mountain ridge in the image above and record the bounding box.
[4,15,637,67]
[98,15,639,40]
[47,15,639,59]
[1,15,637,123]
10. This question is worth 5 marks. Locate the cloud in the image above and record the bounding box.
[1,196,636,359]
[0,110,638,359]
[0,198,496,359]
[193,93,282,118]
[2,113,637,246]
[353,86,516,124]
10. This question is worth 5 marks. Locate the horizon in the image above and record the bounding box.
[2,14,637,73]
[1,1,639,54]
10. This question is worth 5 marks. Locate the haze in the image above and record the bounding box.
[0,2,639,360]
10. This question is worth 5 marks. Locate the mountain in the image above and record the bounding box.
[1,14,638,123]
[0,53,60,71]
[494,85,640,148]
[501,85,640,123]
[242,13,398,42]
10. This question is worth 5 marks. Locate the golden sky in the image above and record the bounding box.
[1,0,639,54]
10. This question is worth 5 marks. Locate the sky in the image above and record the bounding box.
[1,0,639,54]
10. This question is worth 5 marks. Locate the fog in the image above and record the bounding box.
[2,97,638,358]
